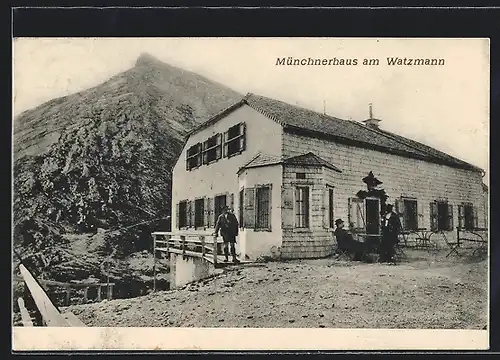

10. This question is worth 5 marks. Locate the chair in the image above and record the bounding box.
[444,232,461,257]
[335,246,352,261]
[393,237,407,262]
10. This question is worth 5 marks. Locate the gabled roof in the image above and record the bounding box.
[282,152,342,173]
[237,152,342,174]
[238,153,282,173]
[187,93,483,173]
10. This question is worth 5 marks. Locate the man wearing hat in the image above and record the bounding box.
[334,218,365,261]
[379,203,402,262]
[214,206,240,263]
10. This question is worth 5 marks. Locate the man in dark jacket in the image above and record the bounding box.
[379,203,402,262]
[214,206,240,263]
[334,219,365,261]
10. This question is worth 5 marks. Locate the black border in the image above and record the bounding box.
[9,6,500,356]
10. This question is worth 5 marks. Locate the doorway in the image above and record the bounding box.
[365,198,380,235]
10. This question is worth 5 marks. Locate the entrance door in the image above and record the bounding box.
[365,198,380,235]
[214,195,227,222]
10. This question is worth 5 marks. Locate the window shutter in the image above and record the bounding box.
[197,143,203,167]
[447,204,454,231]
[216,134,222,160]
[176,203,180,229]
[458,204,464,229]
[417,202,424,228]
[473,206,478,229]
[190,201,196,228]
[348,197,365,231]
[430,202,438,231]
[281,186,294,229]
[223,131,229,158]
[239,123,246,152]
[203,197,209,228]
[267,185,273,231]
[395,198,404,230]
[228,192,234,211]
[185,201,191,228]
[243,187,255,228]
[209,198,215,228]
[202,141,207,165]
[322,187,328,228]
[238,189,244,228]
[322,187,329,228]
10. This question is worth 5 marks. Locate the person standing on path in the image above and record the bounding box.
[214,206,240,263]
[379,203,402,262]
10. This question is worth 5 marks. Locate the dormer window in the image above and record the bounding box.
[224,122,246,158]
[186,143,202,170]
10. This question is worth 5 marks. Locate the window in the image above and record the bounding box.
[459,203,477,230]
[239,189,244,227]
[224,123,246,157]
[402,198,418,231]
[186,143,202,170]
[328,187,335,228]
[202,134,222,164]
[178,201,187,228]
[430,200,453,231]
[295,187,309,228]
[194,198,205,228]
[214,195,227,222]
[256,186,271,229]
[296,172,306,179]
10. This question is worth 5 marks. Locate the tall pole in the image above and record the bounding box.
[153,233,157,292]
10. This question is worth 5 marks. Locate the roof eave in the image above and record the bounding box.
[183,99,247,142]
[237,162,282,175]
[283,126,482,173]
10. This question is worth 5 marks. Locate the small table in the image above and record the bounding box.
[352,233,381,253]
[403,228,439,251]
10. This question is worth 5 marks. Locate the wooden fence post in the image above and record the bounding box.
[181,235,186,257]
[201,235,206,258]
[152,233,157,292]
[213,235,218,267]
[17,298,33,327]
[97,286,102,302]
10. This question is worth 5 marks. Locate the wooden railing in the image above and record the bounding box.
[152,231,224,291]
[14,275,115,305]
[17,264,87,327]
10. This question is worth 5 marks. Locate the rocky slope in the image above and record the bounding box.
[13,53,242,301]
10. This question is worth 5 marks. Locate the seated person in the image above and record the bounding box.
[334,218,366,261]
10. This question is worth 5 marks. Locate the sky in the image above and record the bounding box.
[13,38,489,183]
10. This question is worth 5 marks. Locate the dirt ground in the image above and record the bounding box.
[66,249,488,329]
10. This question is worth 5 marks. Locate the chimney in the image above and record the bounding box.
[362,103,382,129]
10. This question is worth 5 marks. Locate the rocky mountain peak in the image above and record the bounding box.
[135,52,168,68]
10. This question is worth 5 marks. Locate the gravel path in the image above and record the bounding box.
[66,250,487,329]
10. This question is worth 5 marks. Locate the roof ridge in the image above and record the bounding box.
[348,120,432,159]
[371,126,480,170]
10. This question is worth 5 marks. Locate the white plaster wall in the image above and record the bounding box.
[238,165,283,259]
[171,105,283,239]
